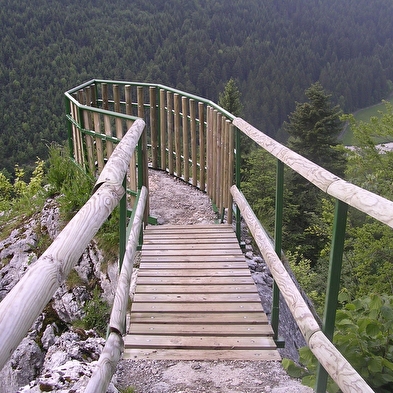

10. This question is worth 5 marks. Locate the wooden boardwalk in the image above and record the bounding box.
[124,224,280,361]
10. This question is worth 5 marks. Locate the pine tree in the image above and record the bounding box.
[283,82,346,264]
[285,82,346,176]
[218,78,243,117]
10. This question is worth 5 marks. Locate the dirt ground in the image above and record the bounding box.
[115,169,312,393]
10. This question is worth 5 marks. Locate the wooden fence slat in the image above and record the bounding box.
[160,89,167,170]
[81,89,96,173]
[207,106,214,197]
[114,85,123,139]
[93,112,105,173]
[227,123,235,224]
[102,83,108,110]
[182,96,189,182]
[174,93,181,177]
[150,87,158,168]
[190,99,197,186]
[167,91,174,175]
[199,102,206,191]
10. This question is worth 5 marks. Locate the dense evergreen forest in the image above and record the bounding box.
[1,0,393,176]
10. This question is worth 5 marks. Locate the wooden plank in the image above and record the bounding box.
[124,335,277,350]
[142,243,240,250]
[136,269,252,277]
[123,348,281,361]
[141,257,245,270]
[135,276,255,285]
[129,323,273,336]
[129,312,268,324]
[136,284,257,293]
[124,224,279,362]
[145,224,235,236]
[130,302,264,313]
[144,225,233,231]
[133,293,262,303]
[143,234,239,242]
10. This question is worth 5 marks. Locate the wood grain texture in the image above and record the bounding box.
[231,185,374,393]
[109,186,147,333]
[85,332,124,393]
[0,120,146,371]
[87,187,148,393]
[124,224,279,361]
[234,117,393,228]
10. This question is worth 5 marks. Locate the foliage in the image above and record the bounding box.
[286,250,325,315]
[343,102,393,200]
[77,287,110,337]
[2,0,393,175]
[46,144,95,219]
[345,220,393,298]
[0,158,46,221]
[285,82,346,176]
[240,145,277,232]
[284,294,393,392]
[118,387,136,393]
[96,206,121,265]
[283,83,346,263]
[218,78,243,117]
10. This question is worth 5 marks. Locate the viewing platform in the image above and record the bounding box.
[124,224,280,361]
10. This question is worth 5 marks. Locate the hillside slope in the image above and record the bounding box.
[1,0,393,174]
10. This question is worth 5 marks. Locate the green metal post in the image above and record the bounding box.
[316,199,348,392]
[235,127,241,242]
[137,142,143,189]
[64,97,74,159]
[272,159,284,343]
[119,176,127,271]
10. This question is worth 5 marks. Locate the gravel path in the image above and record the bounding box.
[115,169,312,393]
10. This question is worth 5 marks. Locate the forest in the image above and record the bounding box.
[1,0,393,176]
[2,0,393,390]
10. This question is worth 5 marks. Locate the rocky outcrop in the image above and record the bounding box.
[0,198,119,392]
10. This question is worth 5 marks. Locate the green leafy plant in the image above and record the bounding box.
[118,387,136,393]
[75,287,110,337]
[283,293,393,392]
[46,144,95,219]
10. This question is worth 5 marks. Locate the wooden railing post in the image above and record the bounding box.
[182,96,190,182]
[0,120,145,371]
[231,185,373,393]
[150,86,158,168]
[199,102,206,191]
[167,91,174,175]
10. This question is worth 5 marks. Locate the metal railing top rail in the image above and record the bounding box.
[65,79,236,121]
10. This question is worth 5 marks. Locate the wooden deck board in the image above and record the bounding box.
[124,224,279,361]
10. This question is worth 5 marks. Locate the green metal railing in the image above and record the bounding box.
[63,79,393,392]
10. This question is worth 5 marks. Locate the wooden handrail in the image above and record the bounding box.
[85,186,148,393]
[0,119,145,371]
[233,117,393,228]
[231,185,374,393]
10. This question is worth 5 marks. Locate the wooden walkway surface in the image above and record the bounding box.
[124,224,280,361]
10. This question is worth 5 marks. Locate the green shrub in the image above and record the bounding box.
[46,144,94,219]
[283,293,393,392]
[75,287,110,337]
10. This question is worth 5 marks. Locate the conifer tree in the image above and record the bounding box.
[218,78,243,117]
[285,82,346,176]
[283,82,346,264]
